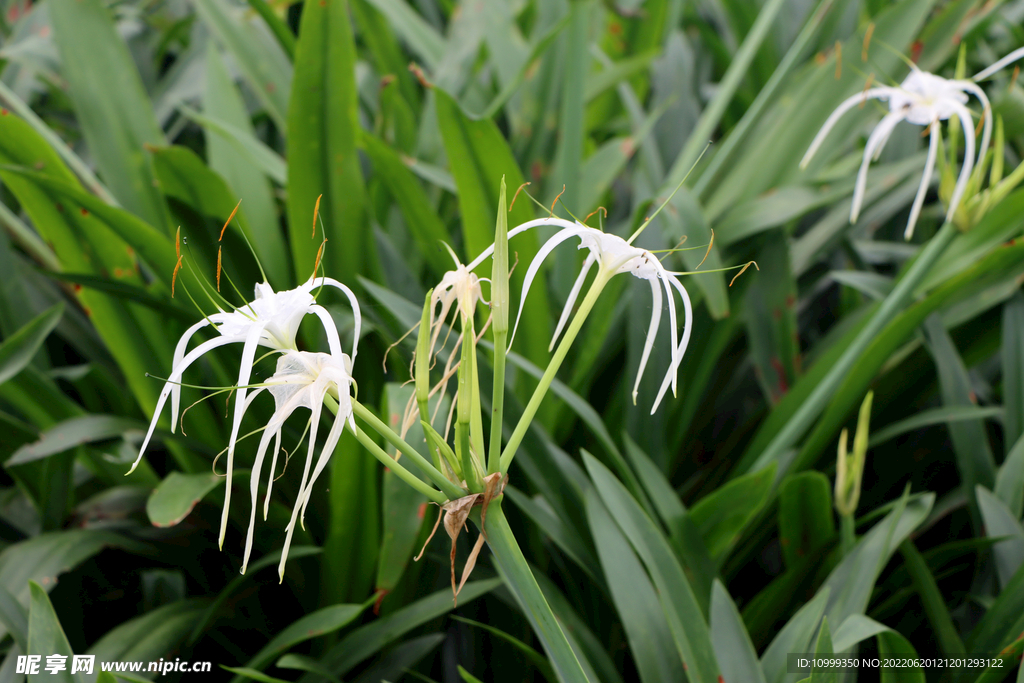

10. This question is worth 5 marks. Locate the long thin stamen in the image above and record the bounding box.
[696,229,714,269]
[729,261,760,286]
[508,182,531,212]
[627,141,710,244]
[311,194,322,238]
[549,185,565,217]
[172,227,183,298]
[862,23,875,62]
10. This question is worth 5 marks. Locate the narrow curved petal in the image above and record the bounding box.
[276,429,317,582]
[851,112,904,223]
[299,398,347,524]
[129,333,247,474]
[509,226,584,350]
[309,304,344,359]
[955,80,992,168]
[263,429,281,521]
[169,319,211,432]
[973,47,1024,82]
[905,120,940,240]
[314,277,362,360]
[946,101,977,221]
[242,418,280,574]
[801,88,898,168]
[550,253,595,351]
[651,275,693,414]
[632,277,663,404]
[465,217,581,271]
[220,322,270,549]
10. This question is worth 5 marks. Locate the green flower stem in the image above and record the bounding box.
[840,513,855,557]
[484,501,591,683]
[500,270,611,472]
[488,325,507,475]
[749,221,958,475]
[457,314,483,493]
[321,394,447,504]
[351,400,465,501]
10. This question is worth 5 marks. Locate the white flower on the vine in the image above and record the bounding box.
[236,349,356,579]
[801,66,991,240]
[130,276,361,548]
[504,217,693,414]
[428,245,487,357]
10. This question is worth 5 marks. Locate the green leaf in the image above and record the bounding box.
[0,302,62,387]
[778,472,836,569]
[193,0,292,129]
[187,546,322,644]
[977,486,1024,590]
[204,44,290,286]
[710,580,768,683]
[450,616,556,683]
[222,667,293,683]
[7,415,143,466]
[810,617,835,683]
[88,599,208,664]
[146,472,223,528]
[286,0,373,282]
[876,630,925,683]
[0,583,28,651]
[821,492,933,626]
[832,614,892,652]
[505,487,599,582]
[375,384,446,594]
[743,233,798,406]
[1006,292,1024,458]
[361,132,453,277]
[898,540,965,657]
[996,433,1024,519]
[27,582,80,683]
[361,0,446,70]
[352,634,445,683]
[238,604,366,676]
[925,315,997,526]
[869,406,1005,448]
[760,588,829,683]
[179,106,288,184]
[585,452,721,683]
[315,579,501,676]
[48,0,169,232]
[0,531,145,641]
[587,490,684,683]
[689,463,776,563]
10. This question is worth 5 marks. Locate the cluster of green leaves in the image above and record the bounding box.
[2,0,1024,681]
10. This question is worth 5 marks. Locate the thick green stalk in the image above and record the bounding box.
[322,394,445,504]
[484,502,591,683]
[489,179,510,475]
[840,513,855,557]
[749,221,958,475]
[500,270,611,471]
[352,400,464,501]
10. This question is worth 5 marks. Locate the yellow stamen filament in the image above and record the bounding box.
[216,247,223,292]
[549,185,565,216]
[311,194,323,238]
[835,41,842,79]
[220,199,242,242]
[860,74,875,108]
[696,229,714,270]
[583,206,607,226]
[862,24,875,62]
[312,238,326,280]
[171,227,183,298]
[509,182,531,212]
[729,260,760,287]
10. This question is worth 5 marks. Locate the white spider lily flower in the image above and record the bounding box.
[235,349,356,579]
[129,276,361,547]
[973,47,1024,82]
[492,217,692,414]
[801,67,991,240]
[428,245,487,356]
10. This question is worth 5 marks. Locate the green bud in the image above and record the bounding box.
[835,391,872,517]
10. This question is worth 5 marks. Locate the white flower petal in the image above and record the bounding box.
[851,111,905,223]
[905,120,941,240]
[633,277,663,405]
[551,253,595,352]
[801,87,898,168]
[510,226,584,350]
